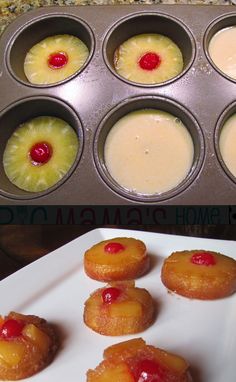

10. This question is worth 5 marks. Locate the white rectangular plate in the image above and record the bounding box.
[0,228,235,382]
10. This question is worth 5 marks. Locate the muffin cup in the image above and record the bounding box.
[215,101,236,184]
[0,96,83,199]
[94,96,204,202]
[6,14,95,87]
[103,12,195,87]
[204,13,236,83]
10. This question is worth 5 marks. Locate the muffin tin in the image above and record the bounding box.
[0,4,235,205]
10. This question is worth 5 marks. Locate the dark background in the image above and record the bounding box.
[0,224,235,280]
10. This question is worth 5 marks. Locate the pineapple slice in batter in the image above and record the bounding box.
[24,34,89,85]
[114,33,183,84]
[3,116,79,192]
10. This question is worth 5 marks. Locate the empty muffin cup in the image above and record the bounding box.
[0,96,83,199]
[6,14,94,87]
[204,14,236,82]
[215,102,236,184]
[103,13,195,87]
[94,96,204,202]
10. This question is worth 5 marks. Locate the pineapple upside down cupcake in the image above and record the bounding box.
[24,34,89,85]
[84,237,149,281]
[84,281,155,336]
[86,338,191,382]
[3,116,79,193]
[0,311,58,380]
[161,250,236,299]
[114,33,183,84]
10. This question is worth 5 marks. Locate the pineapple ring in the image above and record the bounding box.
[3,116,79,193]
[84,237,149,281]
[86,338,191,382]
[84,281,155,336]
[114,33,184,84]
[161,250,236,299]
[24,34,89,85]
[0,312,58,381]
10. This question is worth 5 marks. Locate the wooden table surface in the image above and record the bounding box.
[0,224,235,280]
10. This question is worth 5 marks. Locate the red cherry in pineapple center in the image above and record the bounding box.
[0,319,25,338]
[191,252,216,266]
[30,142,52,165]
[104,242,125,254]
[102,287,121,304]
[133,359,165,382]
[139,52,161,71]
[48,51,68,69]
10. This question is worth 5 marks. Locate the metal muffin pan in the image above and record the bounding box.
[0,4,235,205]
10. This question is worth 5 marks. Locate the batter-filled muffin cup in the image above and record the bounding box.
[103,12,195,86]
[6,14,94,87]
[0,96,83,199]
[204,14,236,82]
[94,96,204,202]
[215,102,236,183]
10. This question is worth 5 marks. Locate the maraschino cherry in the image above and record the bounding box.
[191,251,216,266]
[133,359,165,382]
[104,242,125,254]
[0,319,25,338]
[48,52,68,69]
[29,142,52,165]
[102,287,121,304]
[139,52,161,71]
